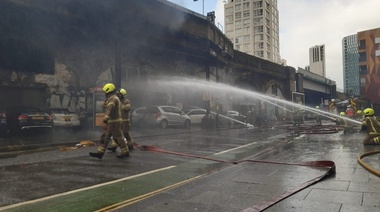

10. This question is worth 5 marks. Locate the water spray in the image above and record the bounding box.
[148,77,363,126]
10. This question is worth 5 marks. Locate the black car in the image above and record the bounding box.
[5,106,53,134]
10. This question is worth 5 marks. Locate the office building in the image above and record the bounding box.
[342,34,359,96]
[358,27,380,105]
[309,44,325,77]
[224,0,281,63]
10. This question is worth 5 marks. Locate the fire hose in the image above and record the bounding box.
[134,143,335,212]
[357,150,380,177]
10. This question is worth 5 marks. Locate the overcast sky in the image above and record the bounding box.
[168,0,380,89]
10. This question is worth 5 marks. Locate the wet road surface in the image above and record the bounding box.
[1,120,380,211]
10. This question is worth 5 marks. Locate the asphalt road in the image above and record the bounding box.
[1,121,380,212]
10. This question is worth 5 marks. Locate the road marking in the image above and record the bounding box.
[214,142,258,155]
[95,174,206,212]
[0,166,176,210]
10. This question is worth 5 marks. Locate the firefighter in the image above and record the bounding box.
[340,111,354,134]
[315,106,322,125]
[89,83,129,159]
[108,88,135,151]
[361,108,380,144]
[292,107,304,126]
[356,110,363,121]
[346,105,355,119]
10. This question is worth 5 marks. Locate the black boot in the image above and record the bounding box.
[107,146,117,152]
[116,152,130,158]
[89,152,103,159]
[127,144,134,151]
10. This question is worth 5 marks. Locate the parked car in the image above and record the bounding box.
[144,106,191,129]
[45,108,80,129]
[5,106,53,134]
[0,110,9,136]
[183,108,207,125]
[226,110,247,123]
[131,107,147,127]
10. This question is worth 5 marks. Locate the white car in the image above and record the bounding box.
[144,106,191,129]
[226,110,246,123]
[46,108,80,129]
[183,108,207,124]
[131,107,147,127]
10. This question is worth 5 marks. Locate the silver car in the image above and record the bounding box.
[145,106,191,129]
[183,108,207,125]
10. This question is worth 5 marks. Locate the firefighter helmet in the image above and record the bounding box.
[119,88,127,97]
[357,110,363,114]
[364,108,374,116]
[340,112,346,116]
[316,106,320,109]
[103,83,116,94]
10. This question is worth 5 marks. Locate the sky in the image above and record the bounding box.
[167,0,380,89]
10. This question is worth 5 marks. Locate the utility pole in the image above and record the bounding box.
[193,0,204,15]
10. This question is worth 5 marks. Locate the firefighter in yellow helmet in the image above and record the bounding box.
[361,108,380,144]
[89,83,129,159]
[315,106,322,125]
[108,88,135,152]
[356,110,363,121]
[339,111,354,134]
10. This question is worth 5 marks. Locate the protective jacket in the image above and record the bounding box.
[104,94,122,124]
[362,116,380,144]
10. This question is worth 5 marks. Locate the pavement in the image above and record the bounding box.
[1,120,380,212]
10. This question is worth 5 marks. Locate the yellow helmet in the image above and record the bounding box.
[364,108,374,116]
[340,112,346,116]
[102,83,116,94]
[119,88,127,96]
[357,110,363,114]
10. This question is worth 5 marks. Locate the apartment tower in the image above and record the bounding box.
[342,34,359,96]
[309,44,325,77]
[224,0,280,63]
[358,27,380,106]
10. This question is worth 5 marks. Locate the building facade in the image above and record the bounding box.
[358,27,380,105]
[309,44,325,77]
[224,0,281,63]
[342,34,359,96]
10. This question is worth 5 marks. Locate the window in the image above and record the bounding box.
[376,50,380,56]
[254,26,263,33]
[254,42,263,49]
[235,28,242,34]
[235,4,241,11]
[359,39,366,49]
[254,34,263,41]
[253,1,263,8]
[235,12,241,19]
[375,37,380,44]
[225,7,233,15]
[235,20,242,28]
[243,26,250,33]
[253,9,263,16]
[253,17,263,26]
[255,51,264,57]
[243,2,250,10]
[360,77,366,87]
[243,19,250,25]
[226,15,233,22]
[359,52,367,62]
[243,11,250,18]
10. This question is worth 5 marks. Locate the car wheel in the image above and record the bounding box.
[184,120,191,129]
[160,120,168,129]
